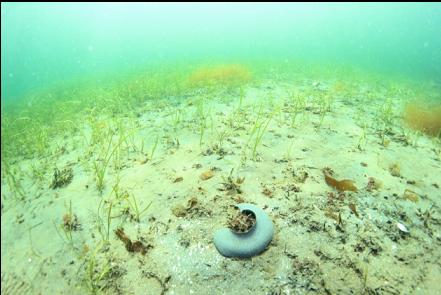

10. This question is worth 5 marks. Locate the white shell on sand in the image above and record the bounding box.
[397,222,409,233]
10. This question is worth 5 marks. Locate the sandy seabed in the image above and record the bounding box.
[1,78,441,295]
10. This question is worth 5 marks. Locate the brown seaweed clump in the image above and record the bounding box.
[50,167,73,189]
[115,228,150,255]
[323,169,358,192]
[403,102,441,137]
[171,197,212,218]
[218,169,245,196]
[366,177,382,192]
[171,197,198,217]
[227,207,256,233]
[63,213,81,231]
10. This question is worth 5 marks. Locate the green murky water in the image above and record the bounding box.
[2,3,441,100]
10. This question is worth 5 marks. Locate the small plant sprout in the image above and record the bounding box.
[316,94,332,128]
[53,200,79,249]
[93,128,141,193]
[288,90,306,127]
[214,125,230,150]
[93,131,117,193]
[96,198,114,245]
[149,135,159,161]
[1,161,26,202]
[83,242,111,295]
[28,222,43,259]
[238,86,245,111]
[361,263,369,294]
[379,99,394,126]
[248,103,273,161]
[122,192,152,223]
[285,139,295,160]
[199,115,208,147]
[172,109,182,130]
[357,122,368,151]
[194,97,210,147]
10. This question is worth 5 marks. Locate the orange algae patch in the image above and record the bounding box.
[332,81,347,93]
[188,64,251,87]
[403,102,441,137]
[324,173,358,192]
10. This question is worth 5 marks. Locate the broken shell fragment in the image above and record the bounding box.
[396,222,409,233]
[200,170,214,180]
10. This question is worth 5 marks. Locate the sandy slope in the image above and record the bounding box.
[1,79,440,295]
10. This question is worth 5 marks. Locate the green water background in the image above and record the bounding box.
[2,2,441,101]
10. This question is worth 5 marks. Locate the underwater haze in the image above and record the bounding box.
[1,3,441,295]
[2,2,441,100]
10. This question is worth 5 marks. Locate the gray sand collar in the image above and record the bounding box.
[213,203,274,258]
